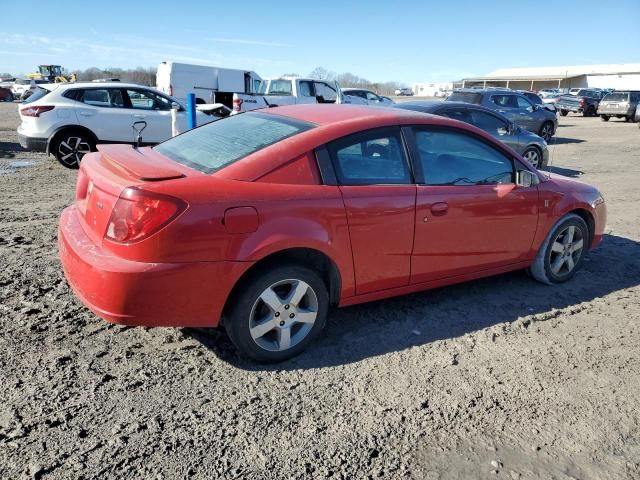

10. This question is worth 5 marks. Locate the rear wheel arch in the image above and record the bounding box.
[222,247,342,323]
[47,125,98,155]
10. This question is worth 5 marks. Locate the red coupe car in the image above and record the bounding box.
[58,104,606,362]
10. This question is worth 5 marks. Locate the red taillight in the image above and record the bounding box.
[233,98,243,112]
[20,105,54,117]
[579,98,585,107]
[105,188,187,244]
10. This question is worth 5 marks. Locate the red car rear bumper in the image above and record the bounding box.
[58,206,250,327]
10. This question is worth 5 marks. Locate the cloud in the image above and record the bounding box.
[207,37,290,47]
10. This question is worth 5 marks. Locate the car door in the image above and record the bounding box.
[73,88,131,142]
[313,81,338,104]
[407,126,539,284]
[326,127,416,294]
[123,88,177,144]
[513,95,538,132]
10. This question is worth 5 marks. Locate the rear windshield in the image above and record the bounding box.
[446,92,481,104]
[22,87,51,104]
[154,111,314,174]
[603,93,629,102]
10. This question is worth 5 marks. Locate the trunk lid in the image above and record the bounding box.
[75,145,189,246]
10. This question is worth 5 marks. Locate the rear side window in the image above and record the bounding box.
[314,82,338,103]
[491,95,518,108]
[412,128,513,186]
[327,128,411,185]
[468,110,508,133]
[446,92,481,104]
[154,111,314,174]
[68,88,124,108]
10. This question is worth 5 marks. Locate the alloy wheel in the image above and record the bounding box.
[540,123,553,142]
[58,136,92,167]
[523,148,540,168]
[248,279,319,352]
[548,225,584,276]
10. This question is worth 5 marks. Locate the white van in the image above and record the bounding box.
[156,62,262,110]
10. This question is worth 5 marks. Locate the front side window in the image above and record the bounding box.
[413,128,513,186]
[314,82,337,103]
[154,111,314,174]
[328,128,411,185]
[366,91,380,102]
[126,89,171,110]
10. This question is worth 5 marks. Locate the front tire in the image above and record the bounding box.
[529,214,589,285]
[225,265,329,362]
[600,115,610,122]
[51,130,95,169]
[538,121,554,142]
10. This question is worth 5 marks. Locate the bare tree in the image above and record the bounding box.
[308,67,335,81]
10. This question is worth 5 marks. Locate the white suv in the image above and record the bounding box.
[17,82,212,168]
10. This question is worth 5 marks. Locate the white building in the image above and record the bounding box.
[459,64,640,91]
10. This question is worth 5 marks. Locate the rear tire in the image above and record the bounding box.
[224,265,329,363]
[529,214,589,285]
[51,130,96,169]
[560,109,568,116]
[522,146,542,168]
[600,115,610,122]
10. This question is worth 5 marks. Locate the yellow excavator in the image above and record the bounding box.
[26,65,76,83]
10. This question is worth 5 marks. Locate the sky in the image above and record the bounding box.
[1,0,639,84]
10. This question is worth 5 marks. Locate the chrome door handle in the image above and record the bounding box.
[133,114,145,119]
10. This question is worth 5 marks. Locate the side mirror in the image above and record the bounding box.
[316,95,326,103]
[516,169,540,187]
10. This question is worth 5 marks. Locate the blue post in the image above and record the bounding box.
[186,93,196,130]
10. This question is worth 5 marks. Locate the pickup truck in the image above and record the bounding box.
[232,77,344,113]
[556,89,604,117]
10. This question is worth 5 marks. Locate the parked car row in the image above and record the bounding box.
[446,89,558,142]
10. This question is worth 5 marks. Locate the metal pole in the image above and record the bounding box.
[186,93,196,130]
[171,106,179,137]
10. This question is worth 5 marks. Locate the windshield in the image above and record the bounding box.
[154,111,314,174]
[446,92,481,104]
[22,87,51,104]
[266,79,293,95]
[603,93,629,102]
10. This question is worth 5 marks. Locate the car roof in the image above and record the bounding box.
[54,82,154,89]
[263,104,430,127]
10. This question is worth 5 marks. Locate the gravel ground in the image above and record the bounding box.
[1,102,639,480]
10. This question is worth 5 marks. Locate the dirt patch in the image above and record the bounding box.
[1,103,639,479]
